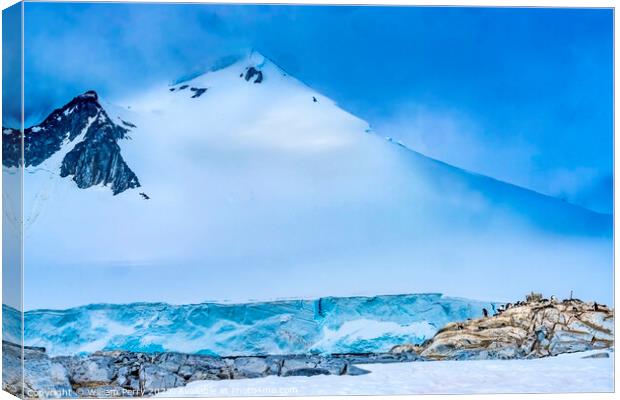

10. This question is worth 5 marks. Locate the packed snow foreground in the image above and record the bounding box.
[157,350,613,396]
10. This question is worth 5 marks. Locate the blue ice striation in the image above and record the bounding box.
[5,294,499,357]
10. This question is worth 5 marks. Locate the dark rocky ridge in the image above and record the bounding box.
[2,341,420,398]
[2,90,140,195]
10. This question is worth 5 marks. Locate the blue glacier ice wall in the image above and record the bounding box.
[7,294,499,357]
[2,304,21,345]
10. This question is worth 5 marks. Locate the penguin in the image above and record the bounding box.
[313,96,318,103]
[594,302,599,311]
[482,308,489,318]
[139,192,150,200]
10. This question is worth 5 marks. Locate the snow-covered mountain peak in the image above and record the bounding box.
[75,89,99,102]
[165,51,277,92]
[120,51,369,159]
[246,49,268,65]
[1,55,612,310]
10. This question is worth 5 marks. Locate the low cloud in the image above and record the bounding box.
[374,104,612,213]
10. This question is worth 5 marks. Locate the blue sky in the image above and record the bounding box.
[13,4,614,213]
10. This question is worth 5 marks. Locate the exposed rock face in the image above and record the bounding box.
[2,342,74,398]
[3,341,418,398]
[189,87,208,98]
[2,90,140,195]
[4,91,98,168]
[391,299,614,360]
[59,111,140,195]
[2,127,22,168]
[244,67,263,83]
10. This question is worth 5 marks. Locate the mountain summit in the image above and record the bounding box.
[3,89,140,194]
[3,52,612,309]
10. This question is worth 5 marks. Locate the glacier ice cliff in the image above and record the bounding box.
[5,294,498,357]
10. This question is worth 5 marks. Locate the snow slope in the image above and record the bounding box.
[8,294,498,356]
[17,52,613,310]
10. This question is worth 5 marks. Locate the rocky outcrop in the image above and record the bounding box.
[59,111,140,195]
[189,87,208,98]
[391,298,614,360]
[2,342,74,398]
[2,90,140,195]
[3,341,419,398]
[244,67,263,83]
